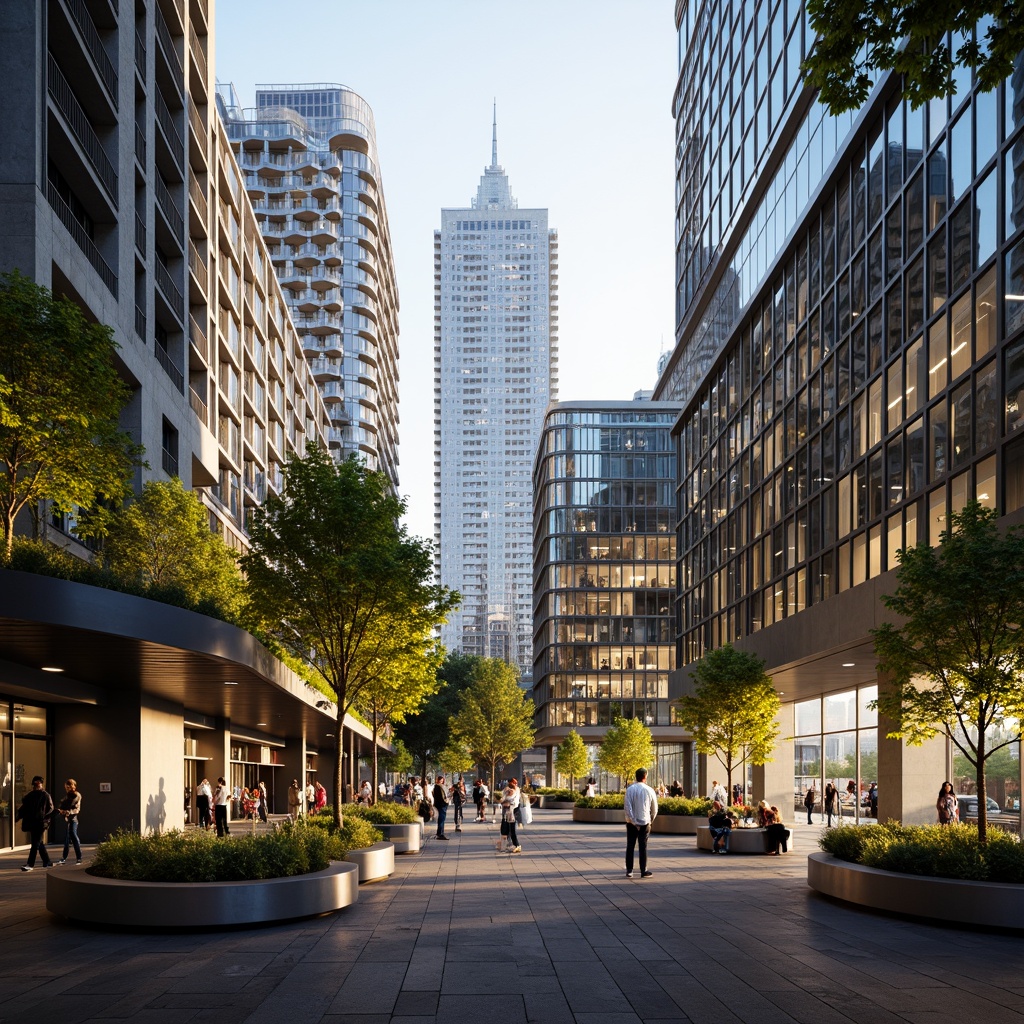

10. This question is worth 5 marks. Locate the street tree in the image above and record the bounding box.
[352,618,444,798]
[675,644,781,799]
[396,651,479,778]
[802,1,1022,113]
[379,737,413,781]
[450,658,535,795]
[103,478,244,618]
[0,271,142,558]
[554,729,591,792]
[872,501,1024,841]
[596,717,654,790]
[437,741,474,779]
[241,448,459,828]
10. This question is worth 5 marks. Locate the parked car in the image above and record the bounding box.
[955,794,1001,818]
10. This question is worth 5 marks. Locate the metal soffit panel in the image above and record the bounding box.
[0,569,353,749]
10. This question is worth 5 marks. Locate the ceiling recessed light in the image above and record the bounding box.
[325,732,335,737]
[257,722,267,726]
[223,680,238,686]
[41,666,64,673]
[842,662,856,668]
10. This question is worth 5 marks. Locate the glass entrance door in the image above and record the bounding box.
[1,732,12,850]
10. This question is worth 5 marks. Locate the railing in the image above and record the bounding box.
[155,342,185,393]
[189,313,209,362]
[189,386,208,426]
[155,260,184,320]
[187,98,205,145]
[134,121,146,166]
[134,29,146,77]
[134,211,146,254]
[47,55,118,203]
[45,180,117,297]
[154,175,184,241]
[161,446,179,476]
[63,0,118,106]
[188,172,208,223]
[187,23,207,82]
[193,0,208,25]
[134,304,146,341]
[188,240,207,292]
[154,89,183,168]
[154,6,183,96]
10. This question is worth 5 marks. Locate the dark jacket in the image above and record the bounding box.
[16,788,54,832]
[432,783,449,807]
[708,810,732,830]
[59,791,82,820]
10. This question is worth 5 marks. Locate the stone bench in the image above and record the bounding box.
[696,825,795,854]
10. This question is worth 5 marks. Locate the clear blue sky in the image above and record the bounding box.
[215,1,677,541]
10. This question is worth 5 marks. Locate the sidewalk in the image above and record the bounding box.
[1,811,1023,1024]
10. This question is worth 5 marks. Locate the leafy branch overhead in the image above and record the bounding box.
[802,2,1023,113]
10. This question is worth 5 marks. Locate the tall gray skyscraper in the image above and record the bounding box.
[434,116,558,675]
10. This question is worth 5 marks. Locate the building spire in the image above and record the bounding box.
[491,100,498,168]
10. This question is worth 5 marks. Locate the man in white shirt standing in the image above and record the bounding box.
[623,767,658,878]
[709,779,728,806]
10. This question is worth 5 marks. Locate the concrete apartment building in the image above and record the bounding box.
[219,82,401,486]
[434,122,559,679]
[658,0,1024,821]
[0,0,377,849]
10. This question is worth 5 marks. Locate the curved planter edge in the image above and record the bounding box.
[807,852,1024,929]
[573,807,626,824]
[375,823,421,854]
[345,841,395,883]
[46,861,359,928]
[651,815,706,835]
[541,800,577,810]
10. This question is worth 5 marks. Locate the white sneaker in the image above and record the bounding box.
[56,859,66,865]
[21,865,33,872]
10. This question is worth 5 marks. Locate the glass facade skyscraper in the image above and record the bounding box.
[658,0,1024,822]
[220,83,400,486]
[434,124,558,675]
[532,402,688,788]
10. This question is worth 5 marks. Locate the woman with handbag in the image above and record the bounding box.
[500,778,522,853]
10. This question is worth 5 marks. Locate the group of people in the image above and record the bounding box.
[803,780,879,825]
[706,799,790,855]
[16,775,82,871]
[286,778,327,820]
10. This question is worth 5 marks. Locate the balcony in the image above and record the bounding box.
[156,342,185,393]
[188,171,208,226]
[134,29,146,79]
[47,55,118,205]
[155,260,184,319]
[154,175,184,242]
[189,312,209,363]
[293,310,342,335]
[187,23,207,87]
[187,98,206,151]
[44,180,117,297]
[154,6,184,97]
[134,121,146,168]
[135,304,146,341]
[161,445,179,477]
[62,0,118,109]
[134,212,146,255]
[188,240,207,294]
[154,90,184,172]
[189,385,209,427]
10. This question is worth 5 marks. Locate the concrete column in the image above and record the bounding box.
[282,735,307,815]
[696,751,708,800]
[876,672,948,825]
[682,740,695,797]
[751,701,795,816]
[139,694,185,834]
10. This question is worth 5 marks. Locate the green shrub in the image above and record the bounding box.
[89,822,342,882]
[659,796,713,816]
[534,788,579,801]
[335,816,384,855]
[819,821,1024,882]
[576,794,625,809]
[342,802,419,825]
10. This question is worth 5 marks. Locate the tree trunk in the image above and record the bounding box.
[370,711,378,805]
[976,725,987,843]
[333,705,344,829]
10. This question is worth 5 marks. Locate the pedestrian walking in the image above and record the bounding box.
[500,779,522,853]
[623,767,658,877]
[824,782,837,826]
[213,776,231,836]
[452,775,466,831]
[804,784,817,825]
[258,781,269,822]
[709,779,728,805]
[57,778,82,864]
[16,775,54,871]
[937,781,959,824]
[196,777,213,829]
[314,780,327,814]
[288,778,302,821]
[869,782,878,819]
[433,774,450,839]
[472,779,486,820]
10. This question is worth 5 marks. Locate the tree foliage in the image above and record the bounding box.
[450,658,535,794]
[379,737,413,779]
[554,729,592,791]
[675,644,780,796]
[596,717,654,788]
[0,271,143,558]
[803,1,1022,113]
[395,651,479,778]
[103,478,244,618]
[241,448,459,827]
[437,741,474,778]
[872,501,1024,841]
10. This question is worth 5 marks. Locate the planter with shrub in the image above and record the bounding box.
[46,820,380,926]
[808,822,1024,928]
[534,787,579,809]
[573,794,625,823]
[338,803,421,854]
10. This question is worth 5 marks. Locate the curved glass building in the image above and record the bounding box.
[220,83,400,485]
[657,1,1024,821]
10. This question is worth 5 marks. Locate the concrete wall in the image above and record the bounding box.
[139,695,185,833]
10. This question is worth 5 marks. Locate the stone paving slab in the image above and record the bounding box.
[2,813,1024,1023]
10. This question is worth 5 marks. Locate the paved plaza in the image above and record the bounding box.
[2,809,1023,1024]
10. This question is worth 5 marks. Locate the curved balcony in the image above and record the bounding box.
[304,337,344,360]
[320,381,344,403]
[282,241,341,263]
[306,357,342,382]
[291,288,341,310]
[293,310,342,335]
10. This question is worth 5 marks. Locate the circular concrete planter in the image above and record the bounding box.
[808,852,1024,929]
[696,826,794,854]
[541,800,578,810]
[651,815,706,836]
[345,841,395,883]
[375,823,421,854]
[573,807,625,824]
[46,862,358,927]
